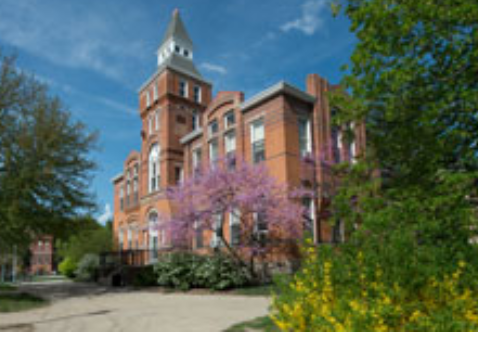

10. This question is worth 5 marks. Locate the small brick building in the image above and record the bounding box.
[111,10,366,261]
[29,236,54,275]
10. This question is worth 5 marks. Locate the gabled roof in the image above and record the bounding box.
[161,9,193,47]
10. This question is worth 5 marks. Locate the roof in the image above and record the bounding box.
[240,81,316,111]
[161,9,193,47]
[138,53,208,92]
[111,172,124,184]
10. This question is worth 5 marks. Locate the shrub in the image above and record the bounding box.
[75,254,99,282]
[154,252,252,291]
[271,243,478,332]
[196,254,252,290]
[133,266,158,287]
[58,257,77,278]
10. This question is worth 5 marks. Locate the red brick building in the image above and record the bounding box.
[111,10,365,260]
[29,236,54,275]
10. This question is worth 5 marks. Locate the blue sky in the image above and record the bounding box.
[0,0,356,223]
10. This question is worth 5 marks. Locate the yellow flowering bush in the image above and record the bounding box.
[271,244,478,332]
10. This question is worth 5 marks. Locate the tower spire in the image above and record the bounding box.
[156,9,202,80]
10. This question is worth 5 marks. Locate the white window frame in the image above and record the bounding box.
[298,117,312,157]
[155,109,161,131]
[193,85,201,103]
[224,111,235,129]
[146,91,151,107]
[192,111,200,131]
[229,210,241,247]
[149,144,160,193]
[250,118,265,164]
[179,79,188,98]
[208,120,218,137]
[153,83,158,101]
[209,139,218,167]
[224,130,236,155]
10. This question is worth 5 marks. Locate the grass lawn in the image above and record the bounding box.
[0,293,48,313]
[0,284,17,292]
[230,285,275,296]
[225,316,279,332]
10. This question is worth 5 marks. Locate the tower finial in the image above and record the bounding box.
[173,8,179,16]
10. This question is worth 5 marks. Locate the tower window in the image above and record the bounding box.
[149,144,160,192]
[146,92,151,107]
[175,45,181,53]
[184,49,189,57]
[179,79,188,98]
[193,85,201,103]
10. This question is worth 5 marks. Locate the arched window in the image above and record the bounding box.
[149,144,160,192]
[149,212,159,260]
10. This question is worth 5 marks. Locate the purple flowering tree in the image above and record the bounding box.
[159,159,308,274]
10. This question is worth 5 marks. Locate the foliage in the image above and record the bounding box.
[272,243,478,332]
[273,0,478,330]
[132,266,157,287]
[330,0,478,188]
[56,216,112,264]
[0,293,48,313]
[0,52,98,251]
[58,257,77,279]
[163,159,306,275]
[74,254,99,282]
[154,252,252,291]
[225,316,279,332]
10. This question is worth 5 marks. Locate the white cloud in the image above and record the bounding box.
[281,0,329,36]
[200,62,228,75]
[0,0,147,85]
[97,203,112,225]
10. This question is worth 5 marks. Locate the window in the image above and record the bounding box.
[254,212,268,246]
[175,45,181,53]
[332,219,345,244]
[224,131,236,169]
[146,91,151,107]
[192,111,200,131]
[224,131,236,154]
[118,230,124,250]
[302,198,315,230]
[148,212,159,260]
[153,84,158,101]
[184,49,189,57]
[149,144,160,192]
[155,109,161,131]
[127,229,132,250]
[148,115,153,135]
[332,127,342,163]
[298,117,312,157]
[348,122,357,164]
[126,181,131,207]
[210,214,223,248]
[133,164,139,204]
[179,79,188,98]
[209,140,218,167]
[208,119,218,137]
[229,210,241,246]
[250,119,265,164]
[192,148,202,175]
[195,229,204,248]
[119,187,124,211]
[193,85,201,103]
[224,111,235,129]
[175,166,183,185]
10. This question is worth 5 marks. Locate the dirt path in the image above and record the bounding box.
[0,281,270,332]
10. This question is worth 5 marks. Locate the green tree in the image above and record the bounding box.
[56,216,113,264]
[332,0,478,187]
[0,52,98,252]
